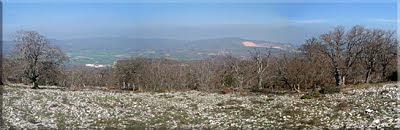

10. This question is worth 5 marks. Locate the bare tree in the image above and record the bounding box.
[320,26,366,86]
[360,29,386,83]
[249,48,271,90]
[12,31,68,89]
[377,31,397,81]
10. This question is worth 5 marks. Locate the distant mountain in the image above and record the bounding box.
[3,41,13,53]
[3,37,297,64]
[56,37,188,50]
[188,37,246,50]
[54,37,296,52]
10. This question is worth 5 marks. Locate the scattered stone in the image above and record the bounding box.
[3,83,399,129]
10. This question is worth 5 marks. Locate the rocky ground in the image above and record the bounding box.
[2,83,399,129]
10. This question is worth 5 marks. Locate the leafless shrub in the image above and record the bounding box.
[5,26,397,92]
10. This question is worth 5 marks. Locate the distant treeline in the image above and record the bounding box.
[3,25,398,92]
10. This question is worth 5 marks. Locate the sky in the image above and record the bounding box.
[3,0,398,44]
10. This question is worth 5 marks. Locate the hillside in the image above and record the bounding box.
[3,83,399,129]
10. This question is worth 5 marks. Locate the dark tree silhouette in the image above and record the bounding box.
[12,31,68,89]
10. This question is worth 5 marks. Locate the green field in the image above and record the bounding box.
[65,49,212,65]
[66,49,133,65]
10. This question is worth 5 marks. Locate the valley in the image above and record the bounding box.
[4,37,295,65]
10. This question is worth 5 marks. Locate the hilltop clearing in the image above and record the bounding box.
[3,83,399,129]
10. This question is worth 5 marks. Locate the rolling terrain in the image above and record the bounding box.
[4,37,297,65]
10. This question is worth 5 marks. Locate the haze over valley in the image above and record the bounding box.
[4,37,296,65]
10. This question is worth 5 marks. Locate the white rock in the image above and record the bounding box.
[365,109,373,113]
[372,119,380,124]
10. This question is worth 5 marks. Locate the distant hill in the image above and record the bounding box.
[3,41,13,54]
[56,37,188,50]
[54,37,296,51]
[4,37,297,64]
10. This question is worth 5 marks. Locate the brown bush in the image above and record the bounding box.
[319,86,341,94]
[221,87,232,94]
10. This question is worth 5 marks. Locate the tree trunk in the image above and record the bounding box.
[238,77,244,92]
[32,82,39,89]
[258,74,263,90]
[122,82,126,90]
[341,76,346,86]
[381,64,387,81]
[296,84,301,93]
[334,68,340,86]
[132,82,136,91]
[364,69,371,84]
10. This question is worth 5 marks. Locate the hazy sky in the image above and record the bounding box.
[3,0,397,44]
